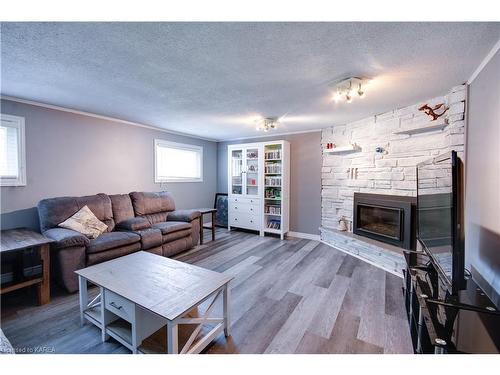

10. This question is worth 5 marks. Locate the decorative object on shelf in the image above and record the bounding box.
[324,143,361,154]
[247,150,259,158]
[330,76,370,104]
[338,216,349,231]
[326,143,335,149]
[418,103,449,121]
[255,117,279,132]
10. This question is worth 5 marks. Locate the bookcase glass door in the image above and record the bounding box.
[245,147,259,197]
[231,149,243,195]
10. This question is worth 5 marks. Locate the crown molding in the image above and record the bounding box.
[467,37,500,85]
[220,128,323,142]
[0,95,218,142]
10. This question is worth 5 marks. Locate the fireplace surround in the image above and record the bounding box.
[353,193,416,249]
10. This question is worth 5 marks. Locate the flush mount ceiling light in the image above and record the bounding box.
[256,117,279,132]
[330,77,369,104]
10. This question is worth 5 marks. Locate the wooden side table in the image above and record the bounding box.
[198,208,217,245]
[0,228,54,305]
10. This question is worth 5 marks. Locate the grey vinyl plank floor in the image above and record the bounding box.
[0,227,413,354]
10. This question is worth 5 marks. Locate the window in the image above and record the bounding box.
[0,114,26,186]
[154,139,203,183]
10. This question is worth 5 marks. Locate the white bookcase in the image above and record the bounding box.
[228,140,290,239]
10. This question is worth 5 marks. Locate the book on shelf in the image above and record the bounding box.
[265,205,281,215]
[265,187,281,199]
[264,149,281,160]
[267,219,281,230]
[265,162,281,174]
[265,176,282,187]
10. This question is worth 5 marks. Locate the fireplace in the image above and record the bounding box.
[353,193,416,249]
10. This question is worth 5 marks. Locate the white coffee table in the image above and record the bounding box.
[75,251,232,354]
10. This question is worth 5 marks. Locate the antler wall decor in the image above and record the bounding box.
[418,103,449,121]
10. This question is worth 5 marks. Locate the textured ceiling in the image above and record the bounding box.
[1,22,499,141]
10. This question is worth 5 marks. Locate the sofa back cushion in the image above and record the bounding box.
[109,194,135,225]
[38,193,115,233]
[129,191,176,224]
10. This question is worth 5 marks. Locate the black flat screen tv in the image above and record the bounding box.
[416,150,466,294]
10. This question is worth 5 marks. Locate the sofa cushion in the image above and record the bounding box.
[133,228,163,250]
[58,205,108,239]
[87,243,141,266]
[38,196,79,233]
[152,221,191,235]
[110,194,135,224]
[86,231,141,254]
[38,193,114,232]
[130,191,176,224]
[162,229,192,243]
[167,209,201,222]
[116,217,151,231]
[162,237,193,257]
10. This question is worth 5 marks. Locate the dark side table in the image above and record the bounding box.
[198,208,217,244]
[0,228,54,305]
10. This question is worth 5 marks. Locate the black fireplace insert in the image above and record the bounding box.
[353,193,416,249]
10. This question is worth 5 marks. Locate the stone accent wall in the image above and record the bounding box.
[321,84,466,232]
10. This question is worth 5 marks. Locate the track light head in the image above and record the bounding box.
[357,83,365,98]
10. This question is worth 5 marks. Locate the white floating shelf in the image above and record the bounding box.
[393,120,448,135]
[323,144,361,154]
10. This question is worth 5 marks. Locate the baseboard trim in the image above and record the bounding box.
[320,240,403,278]
[287,231,320,241]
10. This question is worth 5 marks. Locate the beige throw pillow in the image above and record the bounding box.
[59,205,108,239]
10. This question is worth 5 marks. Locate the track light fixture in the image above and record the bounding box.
[330,77,369,104]
[256,117,279,132]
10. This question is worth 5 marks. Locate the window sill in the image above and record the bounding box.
[0,181,27,187]
[155,178,203,183]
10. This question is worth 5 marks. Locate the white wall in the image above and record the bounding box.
[321,85,466,230]
[0,99,218,230]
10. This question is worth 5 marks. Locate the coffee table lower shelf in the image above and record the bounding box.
[78,279,231,354]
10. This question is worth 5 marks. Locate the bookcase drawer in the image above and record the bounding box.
[229,212,260,230]
[229,197,259,206]
[229,202,259,215]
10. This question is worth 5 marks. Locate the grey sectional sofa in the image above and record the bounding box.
[38,191,200,293]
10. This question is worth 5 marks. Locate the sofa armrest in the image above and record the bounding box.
[43,228,90,249]
[167,209,201,222]
[115,217,151,231]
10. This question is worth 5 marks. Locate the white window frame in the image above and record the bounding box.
[154,139,203,183]
[0,114,26,187]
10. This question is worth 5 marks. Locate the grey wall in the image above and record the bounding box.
[217,132,322,236]
[466,48,500,307]
[0,99,217,231]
